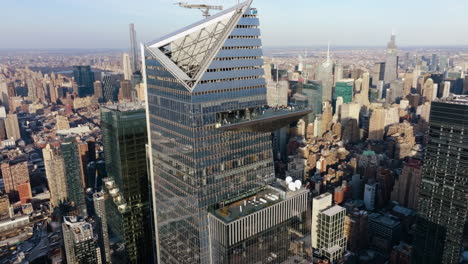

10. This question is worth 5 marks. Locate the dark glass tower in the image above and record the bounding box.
[73,65,95,97]
[413,96,468,264]
[143,1,311,263]
[61,137,86,214]
[102,73,123,102]
[101,103,153,263]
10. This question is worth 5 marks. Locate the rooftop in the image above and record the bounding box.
[212,180,306,223]
[435,95,468,105]
[369,213,400,228]
[321,205,345,217]
[101,102,145,112]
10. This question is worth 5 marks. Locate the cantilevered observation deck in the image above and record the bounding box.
[215,105,313,132]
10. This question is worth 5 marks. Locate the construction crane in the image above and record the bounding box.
[175,2,223,18]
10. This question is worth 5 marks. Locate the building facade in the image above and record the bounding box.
[101,103,152,263]
[62,216,102,264]
[143,1,310,263]
[1,160,30,203]
[5,113,20,140]
[413,97,468,264]
[61,137,86,213]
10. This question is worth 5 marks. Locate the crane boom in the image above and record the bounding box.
[175,2,223,18]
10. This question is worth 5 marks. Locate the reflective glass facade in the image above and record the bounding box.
[144,4,277,263]
[101,105,153,263]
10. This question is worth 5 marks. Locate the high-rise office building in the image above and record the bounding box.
[1,160,31,203]
[301,80,323,122]
[384,33,398,86]
[101,103,152,263]
[0,118,7,140]
[368,107,386,141]
[334,79,354,103]
[344,210,369,252]
[368,213,402,254]
[93,81,103,101]
[143,1,311,263]
[312,193,333,249]
[119,80,132,101]
[5,113,21,141]
[391,158,422,210]
[371,62,386,87]
[102,73,123,102]
[317,45,334,102]
[413,96,468,264]
[316,205,347,262]
[129,23,138,73]
[92,192,111,264]
[43,144,68,207]
[61,137,86,213]
[73,66,95,97]
[364,183,376,210]
[62,216,102,264]
[122,53,133,80]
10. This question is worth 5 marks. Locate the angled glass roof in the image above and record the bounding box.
[147,0,252,89]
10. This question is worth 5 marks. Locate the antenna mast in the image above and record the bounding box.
[175,2,223,18]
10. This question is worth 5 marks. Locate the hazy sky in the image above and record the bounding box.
[1,0,468,49]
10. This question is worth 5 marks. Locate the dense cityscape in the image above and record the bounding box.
[0,1,467,264]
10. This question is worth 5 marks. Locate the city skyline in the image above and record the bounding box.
[2,0,468,49]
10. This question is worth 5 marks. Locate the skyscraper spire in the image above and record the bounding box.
[327,41,331,63]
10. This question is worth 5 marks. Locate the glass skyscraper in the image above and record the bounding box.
[61,137,86,214]
[100,103,153,263]
[73,65,95,97]
[143,1,311,263]
[413,96,468,264]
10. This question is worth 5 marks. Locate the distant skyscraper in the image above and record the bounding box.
[431,53,439,72]
[334,62,343,86]
[61,137,86,213]
[413,96,468,264]
[5,113,20,140]
[73,66,95,97]
[43,144,68,207]
[101,103,152,263]
[143,2,311,263]
[122,53,132,80]
[62,216,102,264]
[317,44,334,102]
[129,23,138,73]
[384,33,398,86]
